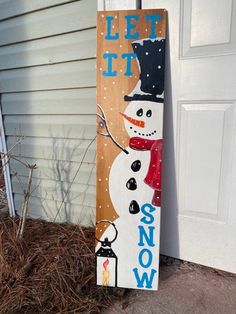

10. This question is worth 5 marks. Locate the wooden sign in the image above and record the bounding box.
[96,9,166,290]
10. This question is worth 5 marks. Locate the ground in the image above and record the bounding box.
[104,256,236,314]
[0,215,235,313]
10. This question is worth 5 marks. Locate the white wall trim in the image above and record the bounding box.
[97,0,140,11]
[0,99,15,217]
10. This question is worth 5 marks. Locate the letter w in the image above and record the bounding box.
[132,268,157,289]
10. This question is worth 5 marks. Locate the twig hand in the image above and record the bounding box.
[96,104,128,155]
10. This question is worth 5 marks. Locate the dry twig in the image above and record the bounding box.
[97,104,129,154]
[16,164,37,240]
[0,137,38,239]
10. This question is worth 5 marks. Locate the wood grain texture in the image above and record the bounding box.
[96,9,166,240]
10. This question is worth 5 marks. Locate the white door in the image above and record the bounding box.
[98,0,236,273]
[144,0,236,273]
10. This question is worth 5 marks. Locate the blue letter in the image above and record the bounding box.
[139,248,153,268]
[133,268,157,289]
[102,53,117,76]
[122,53,136,76]
[145,14,162,39]
[138,226,155,247]
[105,16,119,40]
[125,15,139,39]
[140,203,156,225]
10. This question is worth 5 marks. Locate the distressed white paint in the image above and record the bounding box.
[144,0,236,273]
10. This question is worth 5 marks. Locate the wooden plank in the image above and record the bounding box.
[12,176,95,207]
[7,136,96,163]
[0,28,96,70]
[0,0,96,46]
[4,114,96,139]
[0,59,96,92]
[0,0,73,20]
[95,9,166,290]
[1,89,96,115]
[14,194,95,225]
[9,158,96,185]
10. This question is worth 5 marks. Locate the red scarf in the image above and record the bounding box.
[129,137,163,207]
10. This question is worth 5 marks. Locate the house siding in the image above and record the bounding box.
[0,0,97,225]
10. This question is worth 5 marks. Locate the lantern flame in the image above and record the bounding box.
[103,258,109,270]
[102,258,110,285]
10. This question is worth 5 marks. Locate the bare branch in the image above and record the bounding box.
[96,104,129,155]
[16,166,35,240]
[0,134,37,240]
[53,137,96,222]
[0,136,24,160]
[97,130,109,137]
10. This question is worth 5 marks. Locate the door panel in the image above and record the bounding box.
[178,102,234,222]
[143,0,236,273]
[181,0,236,58]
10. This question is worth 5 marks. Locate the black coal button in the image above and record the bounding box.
[129,200,140,214]
[126,177,137,190]
[131,160,141,172]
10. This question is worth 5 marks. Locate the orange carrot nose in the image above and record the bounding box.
[120,112,145,128]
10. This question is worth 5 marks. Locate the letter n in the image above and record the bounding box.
[138,226,155,247]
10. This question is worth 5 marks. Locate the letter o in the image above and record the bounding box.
[138,248,153,268]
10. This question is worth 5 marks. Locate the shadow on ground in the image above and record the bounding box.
[103,256,236,314]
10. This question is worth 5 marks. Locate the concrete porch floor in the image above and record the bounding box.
[104,256,236,314]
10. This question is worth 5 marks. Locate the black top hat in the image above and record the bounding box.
[124,38,165,103]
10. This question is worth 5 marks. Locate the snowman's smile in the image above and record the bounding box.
[129,126,157,137]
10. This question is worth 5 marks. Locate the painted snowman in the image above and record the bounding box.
[96,38,165,290]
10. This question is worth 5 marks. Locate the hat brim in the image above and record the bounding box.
[124,94,164,103]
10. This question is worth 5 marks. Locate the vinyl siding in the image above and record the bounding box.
[0,0,97,225]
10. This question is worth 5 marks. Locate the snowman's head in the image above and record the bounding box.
[120,100,163,140]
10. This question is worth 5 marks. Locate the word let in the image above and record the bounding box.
[105,14,162,40]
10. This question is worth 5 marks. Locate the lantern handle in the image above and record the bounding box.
[95,219,118,243]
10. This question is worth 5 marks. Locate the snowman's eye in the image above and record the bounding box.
[136,108,143,117]
[146,110,152,117]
